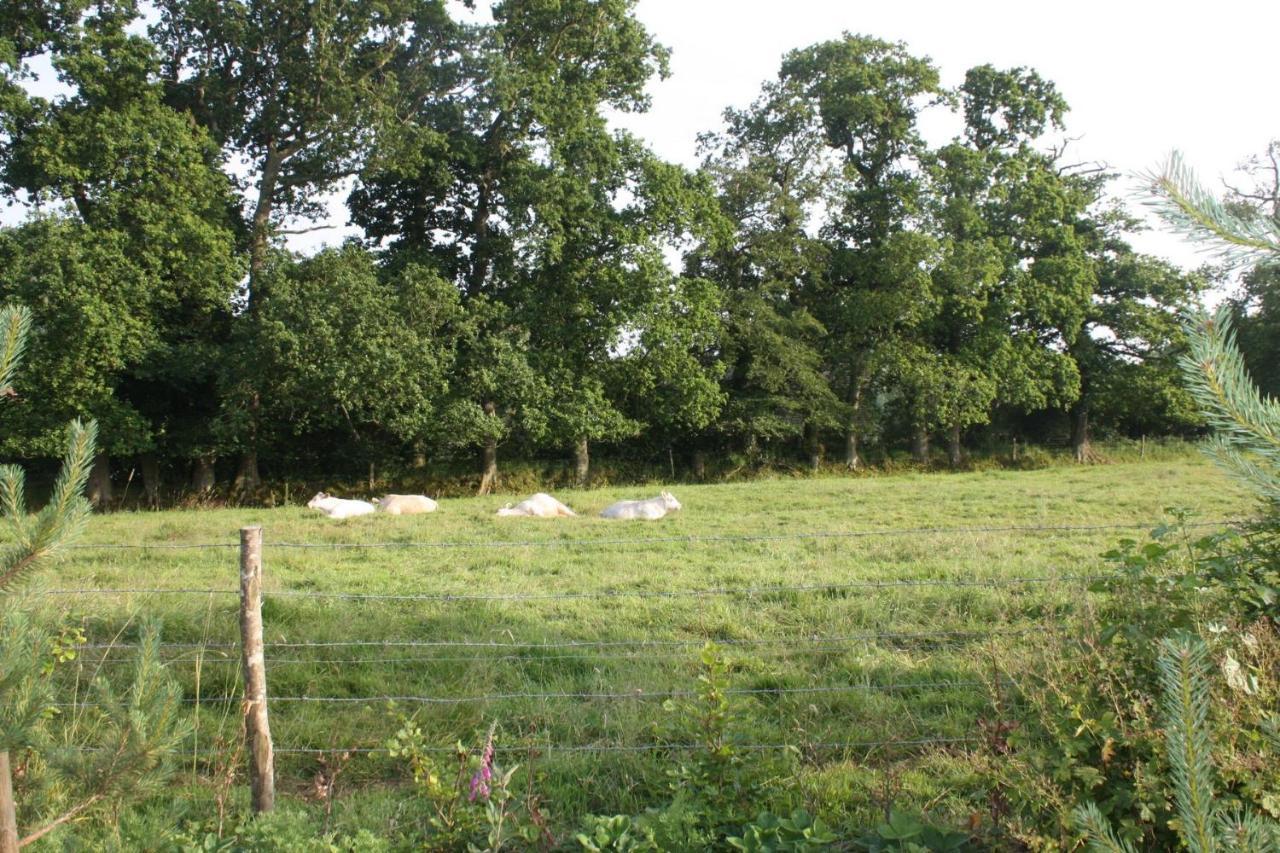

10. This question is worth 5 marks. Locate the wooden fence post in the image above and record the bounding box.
[239,526,275,813]
[0,750,18,853]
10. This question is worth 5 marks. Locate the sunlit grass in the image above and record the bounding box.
[30,457,1254,832]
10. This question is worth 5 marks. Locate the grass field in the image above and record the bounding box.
[27,455,1256,839]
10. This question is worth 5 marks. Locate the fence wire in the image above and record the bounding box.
[75,626,1041,654]
[58,517,1241,552]
[39,735,983,757]
[84,632,1033,667]
[40,572,1107,603]
[52,678,1000,710]
[34,515,1178,788]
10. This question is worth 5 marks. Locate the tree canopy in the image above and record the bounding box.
[0,3,1214,499]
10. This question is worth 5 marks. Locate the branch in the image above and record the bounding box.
[1056,160,1109,177]
[18,794,104,847]
[277,224,341,236]
[1137,152,1280,266]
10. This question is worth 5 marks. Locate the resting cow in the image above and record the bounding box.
[307,492,376,519]
[599,491,682,520]
[496,493,577,518]
[374,494,438,515]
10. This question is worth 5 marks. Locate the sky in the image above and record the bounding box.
[606,0,1279,271]
[5,0,1277,275]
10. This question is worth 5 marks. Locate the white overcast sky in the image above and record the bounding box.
[608,0,1279,271]
[5,0,1277,274]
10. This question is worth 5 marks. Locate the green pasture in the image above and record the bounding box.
[28,457,1255,833]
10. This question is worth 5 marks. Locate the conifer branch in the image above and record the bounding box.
[1180,306,1280,503]
[0,465,27,524]
[1071,802,1139,852]
[0,306,31,398]
[1157,637,1218,853]
[1139,152,1280,267]
[0,420,96,594]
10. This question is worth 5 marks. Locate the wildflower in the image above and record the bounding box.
[469,731,495,802]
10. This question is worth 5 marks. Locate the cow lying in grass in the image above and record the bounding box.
[307,492,376,519]
[496,493,577,518]
[374,494,438,515]
[599,491,681,520]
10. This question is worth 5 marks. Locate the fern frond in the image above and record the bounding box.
[0,304,32,397]
[1139,152,1280,267]
[1157,637,1219,853]
[1071,802,1139,853]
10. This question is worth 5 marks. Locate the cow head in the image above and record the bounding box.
[660,490,681,511]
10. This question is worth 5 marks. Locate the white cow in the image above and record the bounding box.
[599,491,682,520]
[374,494,439,515]
[496,493,577,518]
[307,492,376,519]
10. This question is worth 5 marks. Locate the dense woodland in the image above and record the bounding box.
[0,1,1275,504]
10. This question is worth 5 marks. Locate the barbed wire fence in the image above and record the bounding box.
[35,517,1242,815]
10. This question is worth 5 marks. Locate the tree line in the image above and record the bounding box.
[1,0,1256,504]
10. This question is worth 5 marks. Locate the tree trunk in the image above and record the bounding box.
[232,147,280,502]
[0,750,17,853]
[574,437,590,486]
[247,146,284,309]
[911,426,930,465]
[233,451,261,495]
[845,385,863,470]
[692,450,707,481]
[87,452,111,508]
[478,401,499,495]
[412,442,427,470]
[947,423,963,468]
[803,422,822,472]
[478,439,498,495]
[140,452,161,507]
[1070,401,1091,463]
[192,456,216,493]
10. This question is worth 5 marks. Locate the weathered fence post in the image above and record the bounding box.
[0,750,18,853]
[239,525,275,812]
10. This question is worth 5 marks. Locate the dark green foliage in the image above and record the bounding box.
[0,219,172,457]
[0,302,97,591]
[1,4,242,468]
[219,246,460,472]
[1230,262,1280,402]
[163,807,393,851]
[853,811,975,851]
[992,513,1280,848]
[1072,637,1280,852]
[728,810,838,851]
[0,3,1217,491]
[0,299,188,846]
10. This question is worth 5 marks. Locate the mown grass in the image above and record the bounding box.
[27,456,1255,838]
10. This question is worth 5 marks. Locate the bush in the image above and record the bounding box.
[991,515,1280,848]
